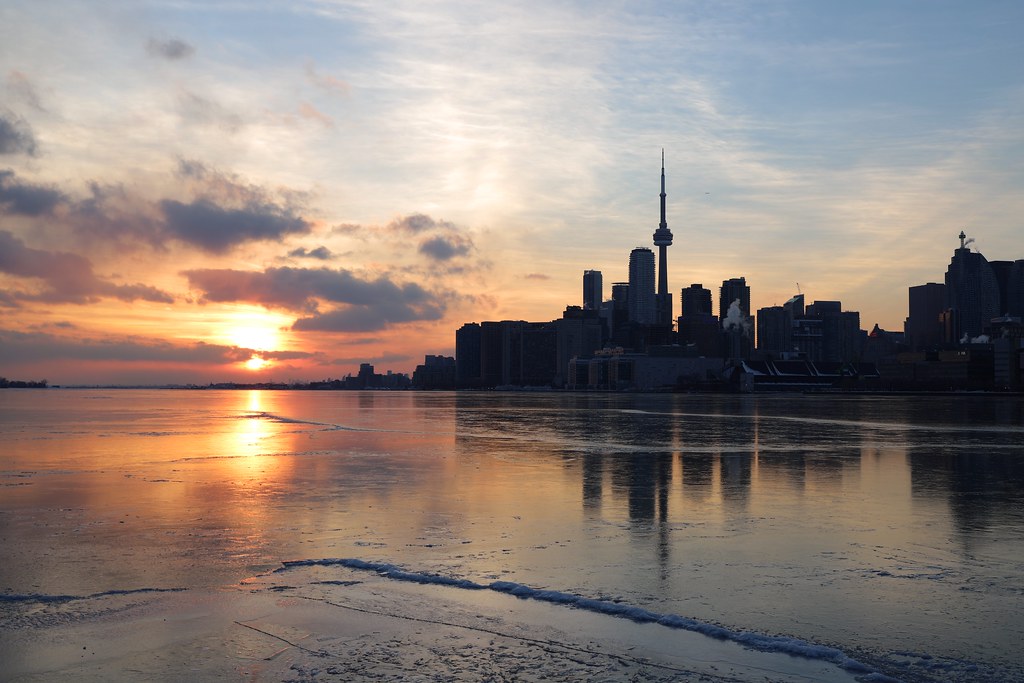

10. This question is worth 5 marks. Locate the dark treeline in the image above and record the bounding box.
[0,377,48,388]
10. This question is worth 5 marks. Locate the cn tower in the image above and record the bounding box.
[652,150,673,327]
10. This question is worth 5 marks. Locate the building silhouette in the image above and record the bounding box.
[756,305,790,355]
[583,269,602,311]
[720,277,752,359]
[719,277,751,322]
[905,283,946,351]
[677,284,719,355]
[628,247,656,325]
[945,231,1000,340]
[652,151,674,328]
[455,322,482,387]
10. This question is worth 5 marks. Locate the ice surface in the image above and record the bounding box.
[2,389,1023,682]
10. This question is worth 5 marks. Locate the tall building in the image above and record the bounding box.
[990,259,1024,317]
[652,151,674,327]
[756,305,790,354]
[680,284,712,317]
[455,322,482,387]
[628,247,656,325]
[720,277,752,358]
[719,277,751,321]
[905,283,946,351]
[945,231,1000,340]
[678,284,718,355]
[583,270,603,311]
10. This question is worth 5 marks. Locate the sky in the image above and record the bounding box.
[1,0,1022,385]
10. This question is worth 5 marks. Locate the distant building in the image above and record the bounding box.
[788,300,862,363]
[678,284,719,356]
[412,355,456,389]
[553,306,604,386]
[719,277,751,322]
[990,259,1024,317]
[628,247,656,325]
[455,323,482,388]
[610,282,630,344]
[905,283,947,351]
[680,284,712,317]
[720,277,752,359]
[756,305,790,355]
[945,231,1000,341]
[583,269,603,311]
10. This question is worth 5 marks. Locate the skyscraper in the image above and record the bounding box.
[583,270,602,311]
[680,284,712,317]
[905,283,946,351]
[719,277,751,321]
[652,151,674,327]
[628,247,656,324]
[945,231,999,340]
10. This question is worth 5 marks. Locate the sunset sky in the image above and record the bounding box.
[2,1,1022,385]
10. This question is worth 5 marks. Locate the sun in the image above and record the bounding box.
[245,355,269,371]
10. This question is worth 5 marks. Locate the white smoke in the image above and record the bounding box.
[961,333,991,343]
[723,299,752,336]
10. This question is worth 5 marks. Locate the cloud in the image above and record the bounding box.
[418,233,474,261]
[160,198,313,254]
[0,230,174,304]
[0,328,312,366]
[6,71,44,112]
[288,246,334,260]
[292,300,444,332]
[175,157,314,213]
[0,112,38,156]
[524,273,551,280]
[184,265,448,331]
[305,63,351,96]
[177,89,242,131]
[0,170,64,214]
[298,102,334,128]
[146,37,195,60]
[387,213,457,234]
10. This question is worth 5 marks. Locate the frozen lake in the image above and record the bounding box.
[2,389,1023,681]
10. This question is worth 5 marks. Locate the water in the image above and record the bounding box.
[1,389,1022,681]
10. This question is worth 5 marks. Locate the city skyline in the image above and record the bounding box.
[2,2,1023,384]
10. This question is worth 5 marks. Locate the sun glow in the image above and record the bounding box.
[230,325,281,352]
[245,355,269,371]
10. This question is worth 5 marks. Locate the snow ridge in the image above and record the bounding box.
[277,558,876,675]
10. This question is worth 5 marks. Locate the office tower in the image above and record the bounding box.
[756,305,790,354]
[628,247,656,324]
[905,283,946,351]
[719,277,751,321]
[680,284,712,317]
[455,322,482,387]
[677,283,719,355]
[652,151,674,327]
[583,270,603,311]
[945,231,1000,340]
[611,282,630,343]
[990,259,1024,317]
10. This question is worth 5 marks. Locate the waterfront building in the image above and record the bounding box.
[628,247,656,325]
[945,231,1000,341]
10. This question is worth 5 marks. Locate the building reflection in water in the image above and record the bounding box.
[450,392,1023,572]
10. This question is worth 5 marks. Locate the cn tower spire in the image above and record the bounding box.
[660,149,667,232]
[653,150,673,327]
